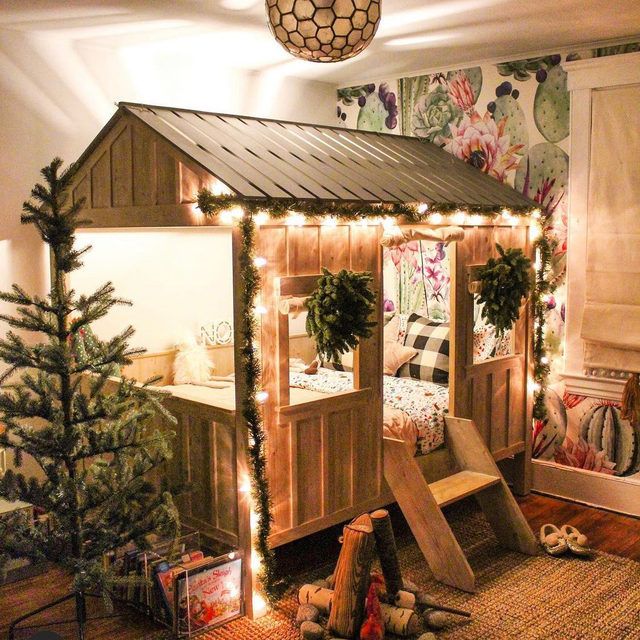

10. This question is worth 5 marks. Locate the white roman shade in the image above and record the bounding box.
[581,84,640,372]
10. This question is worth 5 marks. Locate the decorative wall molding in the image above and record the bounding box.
[533,459,640,517]
[564,51,640,90]
[560,372,625,401]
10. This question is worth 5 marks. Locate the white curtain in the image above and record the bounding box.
[581,84,640,372]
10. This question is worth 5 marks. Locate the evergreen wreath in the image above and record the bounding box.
[305,268,377,363]
[477,244,533,337]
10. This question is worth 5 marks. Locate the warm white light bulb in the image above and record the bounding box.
[323,216,338,227]
[256,390,269,403]
[220,209,234,225]
[253,256,267,268]
[501,208,511,219]
[253,592,269,618]
[530,224,542,241]
[429,212,443,224]
[251,551,262,572]
[532,382,542,393]
[469,214,483,226]
[541,356,549,365]
[452,210,467,225]
[531,208,542,219]
[286,212,305,227]
[417,203,429,214]
[255,305,267,315]
[231,206,244,219]
[254,211,269,226]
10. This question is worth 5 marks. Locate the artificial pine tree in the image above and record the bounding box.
[0,158,178,636]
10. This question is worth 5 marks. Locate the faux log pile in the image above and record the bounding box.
[295,509,471,639]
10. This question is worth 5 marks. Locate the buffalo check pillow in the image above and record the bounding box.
[397,314,450,384]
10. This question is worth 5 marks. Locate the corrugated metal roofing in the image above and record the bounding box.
[116,102,535,207]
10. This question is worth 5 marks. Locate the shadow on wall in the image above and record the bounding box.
[0,19,337,346]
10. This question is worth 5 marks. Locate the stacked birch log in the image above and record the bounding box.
[296,509,470,639]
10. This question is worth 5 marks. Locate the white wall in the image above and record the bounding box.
[72,228,234,353]
[0,29,336,361]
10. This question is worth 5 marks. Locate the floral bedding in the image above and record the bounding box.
[289,367,448,456]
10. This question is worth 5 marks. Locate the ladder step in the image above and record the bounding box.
[429,471,500,508]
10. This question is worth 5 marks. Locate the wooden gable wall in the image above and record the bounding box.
[71,112,216,227]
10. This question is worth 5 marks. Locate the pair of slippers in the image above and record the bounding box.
[540,524,593,557]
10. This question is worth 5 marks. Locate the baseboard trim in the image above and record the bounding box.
[532,459,640,517]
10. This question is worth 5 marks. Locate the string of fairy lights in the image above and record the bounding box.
[196,187,553,607]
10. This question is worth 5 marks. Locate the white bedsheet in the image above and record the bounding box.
[290,368,448,456]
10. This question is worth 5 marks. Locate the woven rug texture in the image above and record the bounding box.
[175,505,640,640]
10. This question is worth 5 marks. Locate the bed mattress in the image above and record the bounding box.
[290,367,448,456]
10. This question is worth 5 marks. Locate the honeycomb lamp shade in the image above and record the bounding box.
[266,0,381,63]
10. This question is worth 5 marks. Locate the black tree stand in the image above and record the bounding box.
[8,589,144,640]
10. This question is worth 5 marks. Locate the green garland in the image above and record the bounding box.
[532,226,558,420]
[197,188,552,596]
[236,214,285,602]
[197,190,537,222]
[306,268,377,362]
[477,244,533,337]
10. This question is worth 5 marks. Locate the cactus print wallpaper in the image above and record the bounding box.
[337,80,400,132]
[337,43,640,484]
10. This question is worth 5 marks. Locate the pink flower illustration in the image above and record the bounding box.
[384,242,419,271]
[444,112,524,182]
[447,71,476,112]
[554,437,616,475]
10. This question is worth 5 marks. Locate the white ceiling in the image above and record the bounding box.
[1,0,639,86]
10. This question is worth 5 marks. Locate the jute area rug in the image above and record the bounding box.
[190,504,640,640]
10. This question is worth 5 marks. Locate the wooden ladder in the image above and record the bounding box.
[384,415,538,593]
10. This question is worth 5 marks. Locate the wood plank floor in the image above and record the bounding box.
[0,493,638,639]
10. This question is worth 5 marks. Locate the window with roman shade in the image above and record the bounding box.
[581,84,640,373]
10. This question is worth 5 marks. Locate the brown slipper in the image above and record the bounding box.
[540,524,568,556]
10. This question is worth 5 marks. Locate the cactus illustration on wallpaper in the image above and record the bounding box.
[533,387,568,460]
[491,94,529,149]
[496,54,562,81]
[446,67,482,112]
[515,142,568,208]
[579,405,640,476]
[534,63,570,142]
[357,83,398,131]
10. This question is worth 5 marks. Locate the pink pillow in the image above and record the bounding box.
[384,315,401,343]
[383,341,418,376]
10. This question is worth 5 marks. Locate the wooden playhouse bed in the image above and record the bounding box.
[70,102,539,614]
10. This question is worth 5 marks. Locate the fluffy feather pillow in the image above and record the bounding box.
[383,341,418,376]
[173,338,214,385]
